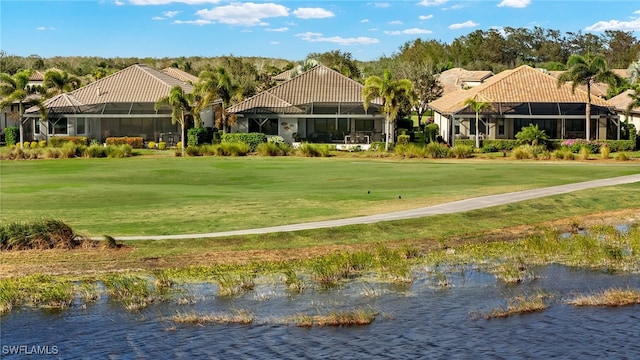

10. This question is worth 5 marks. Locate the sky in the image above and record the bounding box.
[1,0,639,62]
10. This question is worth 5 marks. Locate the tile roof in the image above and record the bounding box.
[229,64,380,113]
[161,67,199,84]
[609,89,639,113]
[438,68,494,95]
[429,65,612,115]
[548,69,628,98]
[272,69,293,82]
[26,64,194,114]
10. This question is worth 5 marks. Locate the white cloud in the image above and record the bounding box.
[418,0,447,6]
[449,20,478,30]
[36,26,55,31]
[163,11,180,17]
[443,4,463,10]
[265,27,289,32]
[173,19,212,25]
[129,0,220,4]
[152,16,164,20]
[385,28,432,35]
[585,18,640,32]
[270,41,280,45]
[373,2,390,8]
[497,0,530,8]
[419,14,434,20]
[634,10,640,15]
[361,19,370,23]
[389,20,403,25]
[114,0,125,5]
[295,32,379,45]
[196,3,289,26]
[293,7,334,19]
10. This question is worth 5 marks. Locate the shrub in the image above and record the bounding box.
[187,127,213,147]
[38,140,47,148]
[424,123,439,143]
[4,126,19,146]
[600,140,635,152]
[185,145,201,156]
[158,142,167,150]
[600,144,610,159]
[395,144,426,158]
[106,144,133,158]
[44,148,60,159]
[22,141,30,149]
[147,141,156,149]
[29,141,38,149]
[481,144,498,153]
[451,144,473,158]
[512,145,546,159]
[552,148,575,160]
[256,142,291,156]
[614,152,630,161]
[561,139,602,154]
[105,137,143,149]
[515,124,549,146]
[397,134,410,145]
[425,142,451,158]
[49,136,88,147]
[176,141,183,150]
[221,142,249,156]
[221,133,266,152]
[84,144,107,158]
[297,143,331,157]
[267,136,286,145]
[579,146,590,160]
[0,219,84,250]
[60,142,79,158]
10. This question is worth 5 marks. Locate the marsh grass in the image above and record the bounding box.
[75,281,100,303]
[491,261,535,283]
[484,292,551,319]
[566,287,640,307]
[212,271,255,297]
[172,309,254,325]
[291,308,377,327]
[103,274,155,310]
[0,219,91,250]
[281,267,307,293]
[0,275,74,313]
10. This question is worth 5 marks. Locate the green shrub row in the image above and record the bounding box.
[105,137,144,149]
[394,143,473,159]
[457,138,636,153]
[221,133,266,152]
[49,136,88,147]
[187,127,214,147]
[0,144,133,160]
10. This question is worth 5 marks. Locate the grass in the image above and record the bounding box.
[291,308,377,327]
[172,309,255,325]
[1,157,638,236]
[484,292,551,319]
[566,287,640,307]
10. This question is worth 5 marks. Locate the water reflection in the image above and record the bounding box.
[2,265,639,359]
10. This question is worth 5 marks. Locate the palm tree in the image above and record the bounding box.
[556,54,619,140]
[194,67,240,133]
[43,70,82,97]
[0,69,44,148]
[463,97,492,148]
[627,57,640,85]
[362,70,414,151]
[154,85,194,156]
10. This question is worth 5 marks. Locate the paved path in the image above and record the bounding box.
[105,174,640,241]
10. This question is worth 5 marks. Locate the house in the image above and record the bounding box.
[160,67,199,84]
[429,65,619,145]
[23,64,207,145]
[548,69,628,99]
[438,68,494,95]
[609,89,640,133]
[227,64,384,145]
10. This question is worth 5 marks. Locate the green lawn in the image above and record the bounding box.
[1,156,639,237]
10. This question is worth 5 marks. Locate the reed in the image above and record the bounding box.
[103,274,154,310]
[282,267,307,293]
[211,271,255,297]
[566,287,640,307]
[291,308,377,327]
[75,281,100,303]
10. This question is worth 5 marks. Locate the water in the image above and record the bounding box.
[2,265,639,359]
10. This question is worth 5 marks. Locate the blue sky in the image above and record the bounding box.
[1,1,639,61]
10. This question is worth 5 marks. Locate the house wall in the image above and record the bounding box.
[433,112,450,144]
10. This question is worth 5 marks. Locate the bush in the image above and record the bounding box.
[0,219,84,250]
[105,137,143,149]
[481,144,498,153]
[221,133,266,152]
[49,136,88,147]
[176,141,183,150]
[512,145,546,159]
[560,139,602,154]
[397,134,410,145]
[187,127,213,147]
[614,152,630,161]
[256,142,291,156]
[158,142,167,150]
[424,123,439,143]
[221,142,249,156]
[451,144,473,158]
[395,144,426,158]
[84,144,107,158]
[147,141,156,149]
[60,142,79,158]
[600,140,635,152]
[38,140,47,148]
[425,142,451,158]
[185,145,201,156]
[297,143,331,157]
[4,126,19,146]
[552,148,575,160]
[579,146,590,160]
[29,141,38,149]
[106,144,133,158]
[600,144,610,159]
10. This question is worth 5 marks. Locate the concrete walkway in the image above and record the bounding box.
[106,173,640,241]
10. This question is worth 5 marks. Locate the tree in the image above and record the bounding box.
[43,70,82,97]
[154,85,195,156]
[362,70,414,151]
[628,57,640,85]
[398,62,442,128]
[515,123,549,146]
[307,50,361,80]
[0,69,47,148]
[463,97,492,148]
[194,67,241,133]
[557,54,619,140]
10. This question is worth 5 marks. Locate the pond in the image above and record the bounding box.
[2,264,639,359]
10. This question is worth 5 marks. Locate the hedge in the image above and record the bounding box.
[187,127,213,147]
[105,137,144,149]
[49,136,88,147]
[221,133,266,152]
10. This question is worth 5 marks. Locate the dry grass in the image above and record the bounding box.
[566,288,640,307]
[291,308,377,327]
[171,310,254,325]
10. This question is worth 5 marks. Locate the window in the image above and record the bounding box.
[76,118,87,135]
[50,118,68,135]
[355,119,374,132]
[498,119,505,136]
[249,118,278,135]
